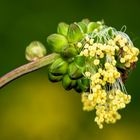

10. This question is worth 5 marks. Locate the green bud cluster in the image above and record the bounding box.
[47,19,104,93]
[46,19,139,93]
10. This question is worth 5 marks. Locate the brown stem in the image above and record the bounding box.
[0,53,60,88]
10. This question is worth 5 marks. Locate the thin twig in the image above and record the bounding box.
[0,53,60,88]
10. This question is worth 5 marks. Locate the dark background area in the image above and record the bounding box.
[0,0,140,139]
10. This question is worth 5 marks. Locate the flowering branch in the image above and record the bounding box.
[0,19,139,129]
[0,53,59,88]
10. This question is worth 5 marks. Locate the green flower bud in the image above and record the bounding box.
[87,22,100,33]
[25,41,47,61]
[77,22,87,33]
[61,45,78,58]
[67,23,83,43]
[74,84,83,93]
[107,27,115,37]
[49,58,68,76]
[68,62,83,79]
[47,34,68,53]
[74,55,85,67]
[57,22,69,36]
[81,18,90,25]
[48,72,63,82]
[62,74,76,90]
[101,36,105,43]
[74,78,90,93]
[93,35,100,42]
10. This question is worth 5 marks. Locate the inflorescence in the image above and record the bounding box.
[79,33,138,128]
[26,19,139,129]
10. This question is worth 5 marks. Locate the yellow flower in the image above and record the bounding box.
[89,38,94,45]
[77,42,82,48]
[94,59,100,65]
[82,49,89,57]
[85,71,91,77]
[120,58,125,63]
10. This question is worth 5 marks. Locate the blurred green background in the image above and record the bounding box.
[0,0,140,139]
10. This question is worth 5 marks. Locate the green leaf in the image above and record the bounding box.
[67,23,83,43]
[47,34,68,53]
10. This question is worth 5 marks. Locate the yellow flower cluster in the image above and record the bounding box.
[78,34,139,129]
[82,87,131,129]
[95,89,131,129]
[83,64,130,129]
[82,88,107,111]
[79,36,119,61]
[103,63,120,84]
[87,62,120,88]
[78,34,139,68]
[114,35,139,68]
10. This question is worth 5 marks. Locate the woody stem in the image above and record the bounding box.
[0,53,60,88]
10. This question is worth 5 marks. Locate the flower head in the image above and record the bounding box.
[47,19,139,129]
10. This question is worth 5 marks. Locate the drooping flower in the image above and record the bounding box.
[47,19,139,129]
